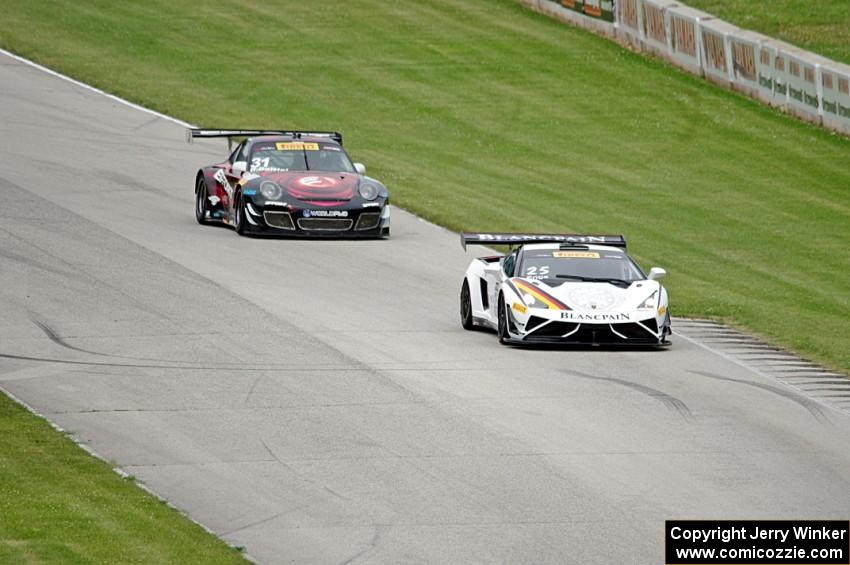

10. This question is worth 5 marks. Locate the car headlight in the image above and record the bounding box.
[259,181,283,200]
[638,291,657,309]
[523,293,537,307]
[359,183,379,201]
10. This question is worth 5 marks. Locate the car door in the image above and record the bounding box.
[214,141,247,219]
[488,250,517,319]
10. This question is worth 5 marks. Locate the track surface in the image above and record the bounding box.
[1,53,849,564]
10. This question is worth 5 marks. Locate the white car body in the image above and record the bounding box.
[460,233,671,346]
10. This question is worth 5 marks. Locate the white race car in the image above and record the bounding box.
[459,233,671,346]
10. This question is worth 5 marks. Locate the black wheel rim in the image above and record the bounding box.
[196,181,205,219]
[461,283,471,322]
[498,298,506,337]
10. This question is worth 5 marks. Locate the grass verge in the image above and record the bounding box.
[0,0,848,379]
[0,392,246,563]
[685,0,850,65]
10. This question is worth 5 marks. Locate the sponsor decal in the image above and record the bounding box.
[303,210,348,218]
[362,202,382,208]
[276,142,320,150]
[213,168,233,197]
[512,302,528,315]
[253,166,289,173]
[561,312,631,322]
[657,305,667,316]
[475,233,618,244]
[553,251,599,258]
[297,176,338,188]
[243,189,257,196]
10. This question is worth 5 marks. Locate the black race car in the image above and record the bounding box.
[189,129,390,237]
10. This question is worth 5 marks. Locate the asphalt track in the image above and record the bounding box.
[1,51,849,564]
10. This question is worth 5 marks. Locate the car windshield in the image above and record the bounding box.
[518,248,645,284]
[249,141,355,173]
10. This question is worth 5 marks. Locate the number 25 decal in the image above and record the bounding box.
[526,266,550,276]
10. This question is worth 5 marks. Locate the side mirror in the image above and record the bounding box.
[354,162,366,174]
[231,161,248,176]
[648,267,666,280]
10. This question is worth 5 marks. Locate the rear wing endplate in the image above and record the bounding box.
[461,232,626,251]
[186,128,343,149]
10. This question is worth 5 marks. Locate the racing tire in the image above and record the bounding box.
[660,312,672,345]
[195,177,209,225]
[497,293,509,345]
[460,279,474,330]
[234,192,248,236]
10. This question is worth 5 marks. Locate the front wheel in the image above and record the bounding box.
[195,177,209,225]
[497,294,509,345]
[660,311,672,345]
[234,193,248,235]
[460,280,474,330]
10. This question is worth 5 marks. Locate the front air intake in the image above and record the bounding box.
[263,211,295,230]
[297,218,354,231]
[354,213,381,231]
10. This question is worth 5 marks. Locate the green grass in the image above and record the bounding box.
[686,0,850,65]
[0,0,848,380]
[0,393,246,563]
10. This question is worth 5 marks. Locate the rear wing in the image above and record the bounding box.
[460,232,626,251]
[186,128,343,149]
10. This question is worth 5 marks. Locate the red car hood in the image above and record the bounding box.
[259,171,357,204]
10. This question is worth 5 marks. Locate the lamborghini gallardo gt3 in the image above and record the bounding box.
[459,233,671,346]
[189,129,390,237]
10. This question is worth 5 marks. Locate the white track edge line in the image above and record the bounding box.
[0,48,196,129]
[0,384,257,561]
[674,330,848,419]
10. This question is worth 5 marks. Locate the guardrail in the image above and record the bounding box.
[521,0,850,137]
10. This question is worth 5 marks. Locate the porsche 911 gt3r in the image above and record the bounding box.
[459,233,671,346]
[189,129,390,237]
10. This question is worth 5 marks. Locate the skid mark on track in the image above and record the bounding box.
[338,525,387,565]
[0,351,364,373]
[31,318,203,365]
[565,370,693,422]
[690,370,831,425]
[0,246,80,280]
[33,319,107,356]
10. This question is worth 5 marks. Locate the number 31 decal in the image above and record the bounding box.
[251,157,270,170]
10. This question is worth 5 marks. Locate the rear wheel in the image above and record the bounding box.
[497,294,509,345]
[460,280,474,330]
[195,177,209,224]
[234,193,248,235]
